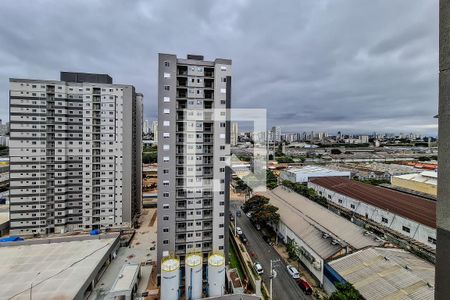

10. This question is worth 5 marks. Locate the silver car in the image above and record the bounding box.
[286,265,300,279]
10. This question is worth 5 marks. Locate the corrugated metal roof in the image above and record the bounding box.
[262,187,380,259]
[329,247,434,300]
[394,172,437,186]
[285,166,350,176]
[309,177,436,228]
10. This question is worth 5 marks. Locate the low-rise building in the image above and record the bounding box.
[308,177,436,249]
[280,166,351,184]
[391,171,437,197]
[0,234,120,299]
[325,247,435,299]
[261,186,381,284]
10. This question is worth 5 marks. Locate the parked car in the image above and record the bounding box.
[253,262,264,275]
[246,212,252,218]
[263,235,274,246]
[286,265,300,279]
[255,223,261,231]
[236,210,241,217]
[240,233,248,243]
[297,278,313,295]
[229,213,235,221]
[236,226,243,235]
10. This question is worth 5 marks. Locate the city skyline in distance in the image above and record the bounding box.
[0,0,439,135]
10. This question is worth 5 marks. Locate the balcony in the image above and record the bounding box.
[177,78,187,87]
[177,66,188,76]
[177,91,187,98]
[204,68,214,77]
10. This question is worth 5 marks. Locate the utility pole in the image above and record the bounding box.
[234,209,237,236]
[269,259,280,300]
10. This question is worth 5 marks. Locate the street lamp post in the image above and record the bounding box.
[269,259,280,300]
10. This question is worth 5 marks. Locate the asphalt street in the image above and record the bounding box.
[230,201,310,300]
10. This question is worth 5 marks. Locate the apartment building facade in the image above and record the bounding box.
[157,54,231,267]
[9,72,142,235]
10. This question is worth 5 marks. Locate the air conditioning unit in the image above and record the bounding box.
[313,261,321,270]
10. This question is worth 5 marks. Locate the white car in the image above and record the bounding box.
[286,265,300,279]
[246,212,252,218]
[236,226,243,235]
[254,262,264,275]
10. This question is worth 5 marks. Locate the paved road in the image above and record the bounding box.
[230,201,310,300]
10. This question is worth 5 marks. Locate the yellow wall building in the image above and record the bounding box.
[391,171,437,196]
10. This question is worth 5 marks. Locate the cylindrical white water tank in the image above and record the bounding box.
[208,252,225,297]
[185,253,203,300]
[161,257,180,300]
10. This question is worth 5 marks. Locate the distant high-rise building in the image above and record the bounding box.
[157,54,231,268]
[271,126,281,143]
[359,135,369,143]
[231,122,239,146]
[9,72,143,235]
[143,119,149,135]
[152,120,158,143]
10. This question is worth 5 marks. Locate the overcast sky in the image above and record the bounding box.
[0,0,439,135]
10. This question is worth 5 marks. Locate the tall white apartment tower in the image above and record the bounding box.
[143,119,149,135]
[157,54,231,268]
[9,72,143,235]
[152,121,158,143]
[230,122,239,146]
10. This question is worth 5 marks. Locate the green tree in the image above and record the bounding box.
[418,156,431,162]
[276,156,294,163]
[329,283,363,300]
[330,149,342,155]
[252,203,280,225]
[266,170,278,190]
[243,195,280,226]
[242,195,269,213]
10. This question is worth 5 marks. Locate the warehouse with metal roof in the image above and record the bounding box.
[308,177,436,249]
[280,166,351,183]
[391,171,437,196]
[325,247,435,300]
[261,186,382,284]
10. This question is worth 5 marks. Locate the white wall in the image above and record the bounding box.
[308,182,436,249]
[276,220,325,284]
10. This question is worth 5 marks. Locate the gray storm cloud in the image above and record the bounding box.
[0,0,439,134]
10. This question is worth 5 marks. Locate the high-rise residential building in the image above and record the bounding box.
[9,72,143,235]
[271,126,281,143]
[230,122,239,146]
[437,2,450,298]
[143,119,149,135]
[157,54,231,268]
[152,120,158,143]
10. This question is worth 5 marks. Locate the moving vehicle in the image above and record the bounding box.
[253,262,264,275]
[297,278,313,295]
[236,226,243,235]
[236,210,241,217]
[286,265,300,279]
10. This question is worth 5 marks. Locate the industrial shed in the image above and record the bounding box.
[326,247,435,300]
[261,186,381,284]
[308,177,436,249]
